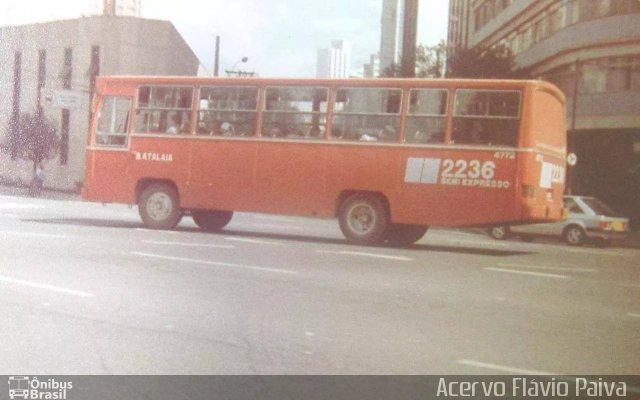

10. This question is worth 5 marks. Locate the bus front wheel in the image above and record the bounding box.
[192,210,233,231]
[384,224,428,246]
[338,194,389,245]
[138,183,182,229]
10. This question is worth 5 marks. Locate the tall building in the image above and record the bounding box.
[316,40,351,78]
[0,16,199,191]
[380,0,405,73]
[363,53,381,78]
[448,0,640,221]
[102,0,142,17]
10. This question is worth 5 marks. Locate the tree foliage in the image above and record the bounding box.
[3,112,59,169]
[446,44,528,79]
[380,41,447,78]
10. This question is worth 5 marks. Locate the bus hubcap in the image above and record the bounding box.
[348,204,376,235]
[147,193,172,221]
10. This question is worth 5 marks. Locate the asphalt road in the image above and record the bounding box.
[0,194,639,375]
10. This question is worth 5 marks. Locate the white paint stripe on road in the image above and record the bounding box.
[457,359,557,375]
[0,203,45,210]
[498,263,598,273]
[558,247,634,257]
[317,250,413,261]
[484,267,569,280]
[232,222,304,231]
[132,252,296,275]
[628,313,640,318]
[0,213,20,219]
[0,230,66,239]
[0,275,95,297]
[143,240,235,249]
[447,239,510,247]
[224,237,283,245]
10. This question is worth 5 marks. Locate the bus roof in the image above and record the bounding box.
[97,75,565,103]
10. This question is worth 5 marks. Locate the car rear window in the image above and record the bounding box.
[581,198,620,217]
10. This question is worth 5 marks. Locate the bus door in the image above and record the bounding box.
[84,95,133,203]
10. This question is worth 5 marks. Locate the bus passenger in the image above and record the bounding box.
[166,113,181,134]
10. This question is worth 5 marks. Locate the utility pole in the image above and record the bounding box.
[401,0,419,77]
[214,35,220,77]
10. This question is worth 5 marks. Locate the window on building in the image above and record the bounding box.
[452,90,521,147]
[579,59,608,94]
[96,96,130,146]
[198,86,258,136]
[548,5,565,34]
[332,88,402,142]
[135,86,193,134]
[37,50,46,115]
[611,0,640,14]
[62,48,73,89]
[578,0,610,22]
[405,89,448,144]
[262,87,328,139]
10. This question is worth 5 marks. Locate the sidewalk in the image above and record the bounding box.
[0,182,81,201]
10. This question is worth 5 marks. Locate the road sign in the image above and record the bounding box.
[40,89,83,110]
[567,152,578,166]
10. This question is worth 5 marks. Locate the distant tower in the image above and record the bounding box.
[102,0,141,17]
[316,40,352,78]
[380,0,418,76]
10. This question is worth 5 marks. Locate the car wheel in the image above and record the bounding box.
[138,183,182,229]
[489,226,510,240]
[563,225,586,246]
[338,194,389,245]
[384,224,428,246]
[192,210,233,231]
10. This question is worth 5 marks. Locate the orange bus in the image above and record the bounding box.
[83,76,567,245]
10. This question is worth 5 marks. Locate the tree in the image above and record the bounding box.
[446,44,528,79]
[380,41,447,78]
[3,112,59,171]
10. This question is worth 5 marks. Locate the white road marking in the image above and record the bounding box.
[136,228,179,234]
[0,275,95,297]
[232,222,304,231]
[0,230,66,239]
[484,267,569,279]
[224,237,282,245]
[628,313,640,318]
[0,213,20,219]
[0,203,45,210]
[132,252,296,274]
[559,247,634,257]
[457,359,557,375]
[143,240,235,249]
[498,262,598,273]
[448,239,510,247]
[317,250,413,261]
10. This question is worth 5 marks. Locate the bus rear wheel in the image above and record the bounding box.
[138,183,182,229]
[192,210,233,231]
[384,224,428,246]
[338,194,389,245]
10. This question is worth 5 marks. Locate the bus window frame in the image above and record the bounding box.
[197,85,261,137]
[94,95,133,148]
[134,84,196,135]
[451,88,523,148]
[405,88,449,145]
[331,86,404,142]
[261,85,331,140]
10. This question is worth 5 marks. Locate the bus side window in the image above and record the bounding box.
[332,88,401,142]
[262,87,328,139]
[198,86,259,137]
[95,96,131,147]
[135,85,193,134]
[452,90,520,146]
[405,89,447,144]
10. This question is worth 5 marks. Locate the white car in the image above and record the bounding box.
[490,195,630,246]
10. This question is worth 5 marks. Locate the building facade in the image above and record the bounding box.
[449,0,640,222]
[316,40,352,78]
[380,0,405,73]
[0,16,199,191]
[102,0,142,17]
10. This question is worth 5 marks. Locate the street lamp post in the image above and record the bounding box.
[226,57,254,77]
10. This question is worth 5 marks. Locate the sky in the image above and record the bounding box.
[1,0,449,77]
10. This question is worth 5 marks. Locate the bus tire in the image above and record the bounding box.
[192,210,233,231]
[563,224,585,246]
[384,224,428,246]
[338,194,389,245]
[138,183,182,230]
[489,226,510,240]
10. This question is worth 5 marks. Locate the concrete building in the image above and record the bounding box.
[363,53,381,78]
[102,0,142,17]
[380,0,405,73]
[316,40,351,78]
[0,15,199,191]
[449,0,640,221]
[447,0,472,50]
